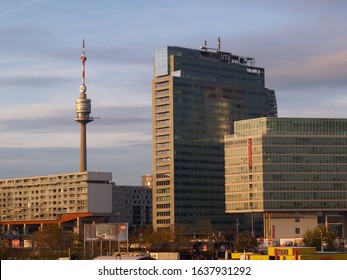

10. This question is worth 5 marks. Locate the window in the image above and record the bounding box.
[295,228,300,234]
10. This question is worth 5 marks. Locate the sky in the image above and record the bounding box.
[0,0,347,184]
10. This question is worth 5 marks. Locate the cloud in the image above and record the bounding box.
[268,50,347,90]
[0,145,152,185]
[0,103,152,148]
[0,0,42,17]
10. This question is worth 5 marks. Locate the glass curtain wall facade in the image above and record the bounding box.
[225,117,347,213]
[152,46,277,234]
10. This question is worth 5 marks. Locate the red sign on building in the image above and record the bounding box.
[247,139,253,168]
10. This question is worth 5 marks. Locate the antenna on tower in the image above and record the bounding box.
[75,39,93,172]
[80,38,87,98]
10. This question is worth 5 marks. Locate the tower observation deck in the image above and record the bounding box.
[75,40,93,172]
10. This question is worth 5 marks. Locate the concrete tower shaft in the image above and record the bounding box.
[75,40,93,172]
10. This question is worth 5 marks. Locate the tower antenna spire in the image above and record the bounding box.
[80,39,87,98]
[75,39,93,172]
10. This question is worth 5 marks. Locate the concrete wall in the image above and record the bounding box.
[271,214,317,238]
[87,171,112,181]
[88,183,112,213]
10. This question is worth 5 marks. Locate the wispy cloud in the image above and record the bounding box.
[268,50,347,89]
[0,0,42,17]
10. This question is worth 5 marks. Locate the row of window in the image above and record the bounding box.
[156,112,170,119]
[156,188,170,194]
[156,127,170,134]
[226,182,346,192]
[226,136,347,148]
[157,211,170,216]
[156,180,170,186]
[0,174,87,186]
[156,158,170,164]
[156,165,170,171]
[227,146,347,157]
[156,135,170,141]
[155,89,169,96]
[156,195,170,201]
[154,81,169,89]
[226,164,347,174]
[156,173,170,179]
[155,104,170,111]
[264,136,347,146]
[156,119,170,126]
[155,96,169,104]
[156,219,171,224]
[227,191,347,202]
[157,203,170,209]
[227,155,347,165]
[263,173,347,181]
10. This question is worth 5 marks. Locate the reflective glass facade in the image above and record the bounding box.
[152,46,277,233]
[225,117,347,213]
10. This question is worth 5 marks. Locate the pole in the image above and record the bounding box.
[251,212,254,236]
[83,224,86,259]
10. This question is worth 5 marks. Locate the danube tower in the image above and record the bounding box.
[75,40,93,172]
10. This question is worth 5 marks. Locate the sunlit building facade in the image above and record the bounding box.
[152,44,277,233]
[0,171,112,235]
[225,117,347,238]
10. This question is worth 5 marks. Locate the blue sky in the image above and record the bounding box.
[0,0,347,184]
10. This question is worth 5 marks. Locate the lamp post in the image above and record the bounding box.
[251,212,254,237]
[236,218,240,237]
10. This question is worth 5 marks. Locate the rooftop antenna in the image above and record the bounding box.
[200,38,221,52]
[75,39,94,172]
[200,40,208,51]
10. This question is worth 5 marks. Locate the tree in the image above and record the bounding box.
[0,238,11,259]
[233,231,257,252]
[33,224,64,252]
[303,225,338,251]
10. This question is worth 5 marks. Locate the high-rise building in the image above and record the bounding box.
[225,117,347,239]
[152,41,277,234]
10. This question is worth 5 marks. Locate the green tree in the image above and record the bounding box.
[303,225,337,251]
[68,232,85,259]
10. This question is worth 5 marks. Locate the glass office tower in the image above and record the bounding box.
[225,117,347,238]
[152,45,277,234]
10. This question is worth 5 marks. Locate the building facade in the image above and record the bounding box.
[225,117,347,238]
[152,44,277,233]
[109,184,152,230]
[0,171,112,235]
[141,175,153,188]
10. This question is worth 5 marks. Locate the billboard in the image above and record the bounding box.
[12,239,20,248]
[84,223,128,241]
